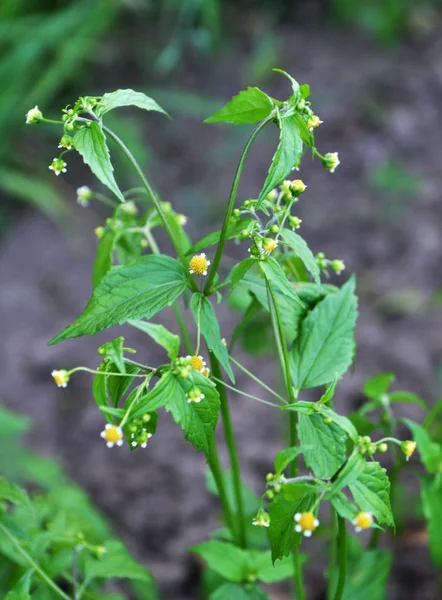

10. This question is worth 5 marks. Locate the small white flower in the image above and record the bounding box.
[49,158,67,176]
[26,105,43,124]
[51,370,69,388]
[189,253,210,276]
[100,424,124,448]
[76,186,93,207]
[294,512,319,537]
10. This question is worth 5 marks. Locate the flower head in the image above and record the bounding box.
[120,201,138,216]
[262,238,278,254]
[26,105,43,125]
[322,152,340,173]
[307,115,323,130]
[294,512,319,537]
[266,189,278,201]
[289,180,307,196]
[331,259,345,275]
[176,214,188,227]
[187,386,205,404]
[201,367,211,378]
[51,370,69,388]
[186,355,206,372]
[100,424,123,448]
[402,440,417,461]
[130,430,152,449]
[189,253,210,276]
[49,158,67,176]
[58,135,74,150]
[288,216,302,230]
[352,512,373,532]
[76,186,93,207]
[252,512,270,528]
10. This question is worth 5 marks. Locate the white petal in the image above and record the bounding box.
[201,253,206,257]
[100,431,106,438]
[141,443,147,448]
[106,442,114,448]
[295,525,302,532]
[131,442,137,447]
[189,269,194,274]
[105,424,112,429]
[116,439,123,446]
[294,513,301,522]
[314,519,319,527]
[355,526,361,533]
[206,261,211,266]
[304,530,312,537]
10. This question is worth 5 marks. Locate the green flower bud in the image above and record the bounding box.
[26,105,43,125]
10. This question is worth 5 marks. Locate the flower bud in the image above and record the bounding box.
[402,440,417,461]
[269,224,279,234]
[288,216,302,230]
[378,442,388,453]
[26,105,43,125]
[322,152,340,173]
[289,180,307,197]
[95,226,105,239]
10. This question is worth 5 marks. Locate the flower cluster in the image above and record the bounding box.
[127,414,154,449]
[315,252,346,276]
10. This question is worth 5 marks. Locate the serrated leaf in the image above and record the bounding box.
[256,114,303,208]
[403,419,442,472]
[129,319,180,359]
[290,277,358,390]
[186,219,254,256]
[98,336,126,373]
[283,401,358,441]
[330,493,357,521]
[85,540,152,582]
[74,122,124,202]
[205,87,274,124]
[421,473,442,567]
[298,413,347,479]
[274,447,305,477]
[128,371,175,419]
[273,69,300,97]
[259,258,303,307]
[326,453,366,498]
[167,373,220,457]
[49,255,187,345]
[349,461,394,527]
[97,89,169,118]
[267,494,315,563]
[92,230,116,287]
[228,258,256,293]
[279,229,320,285]
[342,550,392,600]
[190,294,235,382]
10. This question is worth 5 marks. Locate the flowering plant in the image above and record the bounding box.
[13,70,439,599]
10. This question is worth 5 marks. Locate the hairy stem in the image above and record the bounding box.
[207,441,237,539]
[204,114,274,294]
[334,516,347,600]
[210,355,247,548]
[101,124,197,292]
[0,522,72,600]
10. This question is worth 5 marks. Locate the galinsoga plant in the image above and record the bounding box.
[25,70,430,600]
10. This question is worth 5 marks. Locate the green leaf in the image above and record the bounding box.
[191,541,246,582]
[256,114,303,208]
[210,583,269,600]
[267,494,315,563]
[252,550,302,583]
[403,419,442,472]
[74,122,124,202]
[363,373,395,399]
[298,413,347,479]
[259,258,303,307]
[85,540,152,582]
[97,89,169,118]
[0,479,30,508]
[228,258,256,293]
[98,336,126,373]
[129,319,180,359]
[186,219,254,256]
[349,461,394,527]
[283,401,358,441]
[342,550,392,600]
[204,87,274,124]
[318,374,339,405]
[299,84,310,99]
[273,69,300,98]
[389,390,427,409]
[325,453,366,498]
[421,473,442,567]
[330,493,357,521]
[290,277,358,390]
[49,255,187,345]
[92,230,116,287]
[190,294,235,382]
[280,229,320,285]
[92,364,108,412]
[274,447,305,478]
[107,362,140,408]
[129,372,175,419]
[167,373,220,457]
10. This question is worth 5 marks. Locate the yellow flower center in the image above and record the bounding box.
[354,512,372,529]
[298,512,317,532]
[201,367,210,378]
[307,115,321,129]
[104,426,123,444]
[404,441,416,458]
[53,372,64,386]
[189,254,209,275]
[190,356,204,371]
[263,239,277,254]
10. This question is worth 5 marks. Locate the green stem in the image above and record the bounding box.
[327,509,338,600]
[230,356,287,404]
[173,304,193,355]
[101,124,197,292]
[265,277,305,599]
[204,115,274,294]
[334,516,347,600]
[212,376,281,408]
[0,522,72,600]
[210,356,247,548]
[207,439,237,540]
